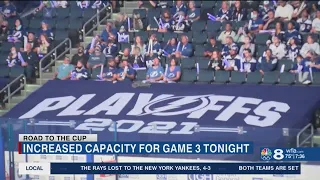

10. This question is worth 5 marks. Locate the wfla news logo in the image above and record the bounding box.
[260,148,285,161]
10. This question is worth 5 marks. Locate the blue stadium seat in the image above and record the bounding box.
[230,71,246,84]
[214,71,229,83]
[191,21,206,32]
[0,66,9,78]
[55,8,70,19]
[194,45,205,57]
[133,9,147,19]
[197,70,213,83]
[263,72,279,84]
[247,72,262,84]
[10,66,25,78]
[207,21,221,32]
[192,32,207,45]
[180,58,195,69]
[180,69,197,83]
[55,19,69,30]
[136,69,147,81]
[279,72,296,85]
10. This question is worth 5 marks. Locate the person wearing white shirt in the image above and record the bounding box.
[300,35,320,58]
[275,0,294,21]
[217,22,237,44]
[311,10,320,33]
[269,36,287,60]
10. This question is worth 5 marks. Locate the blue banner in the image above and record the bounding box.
[19,142,253,154]
[49,162,301,174]
[260,147,320,161]
[3,81,320,161]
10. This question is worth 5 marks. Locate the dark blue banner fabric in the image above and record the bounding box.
[3,81,320,161]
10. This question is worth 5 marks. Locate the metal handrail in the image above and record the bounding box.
[82,4,113,42]
[0,74,26,106]
[38,38,72,85]
[297,123,314,147]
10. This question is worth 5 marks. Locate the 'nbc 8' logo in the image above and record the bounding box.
[261,148,285,161]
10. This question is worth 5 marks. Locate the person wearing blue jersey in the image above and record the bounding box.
[101,22,117,42]
[8,19,25,43]
[116,59,136,82]
[145,58,164,83]
[170,0,187,16]
[248,9,264,33]
[186,1,200,22]
[53,57,74,80]
[222,36,237,58]
[290,55,306,82]
[101,58,118,81]
[216,1,232,22]
[259,1,274,21]
[87,46,106,69]
[224,46,241,71]
[2,0,16,18]
[231,0,247,22]
[284,21,301,45]
[71,61,89,80]
[256,49,278,75]
[6,47,24,67]
[241,49,257,73]
[296,9,312,33]
[38,21,54,41]
[175,35,193,58]
[286,37,300,61]
[103,39,117,58]
[163,38,177,58]
[163,57,181,83]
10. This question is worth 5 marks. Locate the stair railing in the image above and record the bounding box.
[83,4,113,43]
[0,74,26,108]
[38,38,72,85]
[297,123,314,147]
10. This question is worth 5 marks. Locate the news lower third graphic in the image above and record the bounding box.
[19,162,301,175]
[260,147,320,161]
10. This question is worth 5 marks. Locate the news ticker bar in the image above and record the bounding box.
[19,163,301,175]
[18,142,253,154]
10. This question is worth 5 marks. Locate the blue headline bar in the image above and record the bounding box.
[20,142,253,154]
[50,163,301,174]
[260,147,320,161]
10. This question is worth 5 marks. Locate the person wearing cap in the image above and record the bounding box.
[284,21,301,45]
[300,35,320,58]
[218,22,236,45]
[87,45,106,69]
[53,57,74,80]
[103,38,117,58]
[286,37,300,60]
[116,59,135,82]
[269,36,286,60]
[71,46,88,66]
[145,57,164,83]
[241,48,257,73]
[275,0,294,21]
[224,45,241,71]
[100,58,118,81]
[175,35,192,58]
[71,61,89,81]
[38,20,54,41]
[256,49,278,75]
[311,9,320,33]
[221,36,237,58]
[259,1,274,21]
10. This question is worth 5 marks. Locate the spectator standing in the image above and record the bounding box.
[53,57,74,80]
[21,43,38,83]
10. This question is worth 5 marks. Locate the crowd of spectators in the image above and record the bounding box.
[53,0,320,85]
